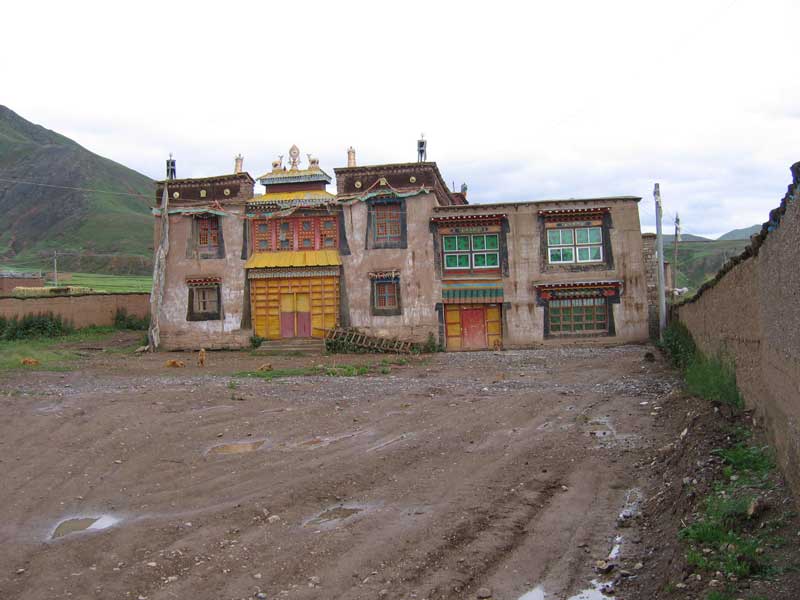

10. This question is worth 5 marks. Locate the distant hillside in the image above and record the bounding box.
[665,239,750,293]
[0,106,154,275]
[717,224,761,241]
[663,233,711,242]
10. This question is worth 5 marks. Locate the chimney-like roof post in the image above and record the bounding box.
[166,153,176,180]
[234,154,244,174]
[347,146,356,167]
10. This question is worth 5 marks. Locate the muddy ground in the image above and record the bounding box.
[0,337,790,600]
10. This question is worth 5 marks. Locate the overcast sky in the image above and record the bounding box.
[3,0,799,238]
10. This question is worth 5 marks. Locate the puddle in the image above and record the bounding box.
[295,431,362,449]
[206,439,267,455]
[303,502,373,530]
[367,433,414,452]
[584,416,639,449]
[567,580,610,599]
[51,515,120,540]
[617,488,643,526]
[608,535,623,560]
[518,586,546,600]
[519,580,611,600]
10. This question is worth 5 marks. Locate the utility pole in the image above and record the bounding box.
[53,251,58,286]
[654,184,667,339]
[672,213,681,298]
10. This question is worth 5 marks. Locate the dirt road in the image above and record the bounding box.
[0,342,677,600]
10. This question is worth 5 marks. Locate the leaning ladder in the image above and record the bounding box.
[324,327,416,354]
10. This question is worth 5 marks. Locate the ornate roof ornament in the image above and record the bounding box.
[289,144,301,170]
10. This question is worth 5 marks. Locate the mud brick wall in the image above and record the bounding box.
[676,162,800,498]
[0,293,150,329]
[0,274,44,294]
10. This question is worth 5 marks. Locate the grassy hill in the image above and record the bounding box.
[717,224,761,240]
[665,239,751,293]
[0,106,154,275]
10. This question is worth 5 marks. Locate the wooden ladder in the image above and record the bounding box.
[325,327,416,354]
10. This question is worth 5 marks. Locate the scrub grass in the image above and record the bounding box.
[685,355,743,409]
[232,358,418,380]
[660,321,743,409]
[661,322,788,586]
[234,364,372,380]
[680,443,777,581]
[0,326,118,371]
[0,339,79,371]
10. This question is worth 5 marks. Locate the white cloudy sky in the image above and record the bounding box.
[3,0,799,237]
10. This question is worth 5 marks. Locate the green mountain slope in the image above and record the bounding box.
[0,106,154,275]
[663,233,711,242]
[665,239,750,293]
[717,224,760,240]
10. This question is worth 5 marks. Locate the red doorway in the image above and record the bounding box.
[279,293,312,338]
[461,307,487,349]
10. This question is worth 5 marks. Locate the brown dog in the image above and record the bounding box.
[258,363,273,372]
[197,348,207,367]
[165,359,185,368]
[20,357,40,366]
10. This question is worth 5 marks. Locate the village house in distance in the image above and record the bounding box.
[151,143,650,351]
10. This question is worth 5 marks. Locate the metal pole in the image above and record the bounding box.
[672,213,680,299]
[654,184,667,339]
[53,252,58,287]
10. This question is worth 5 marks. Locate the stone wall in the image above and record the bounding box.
[642,234,673,340]
[0,293,150,329]
[676,162,800,498]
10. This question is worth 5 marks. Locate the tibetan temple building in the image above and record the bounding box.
[151,145,650,351]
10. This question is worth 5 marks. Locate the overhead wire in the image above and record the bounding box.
[0,175,153,202]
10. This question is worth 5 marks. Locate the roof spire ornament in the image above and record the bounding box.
[288,144,301,170]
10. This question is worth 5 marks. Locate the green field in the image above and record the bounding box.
[55,272,152,293]
[0,327,118,371]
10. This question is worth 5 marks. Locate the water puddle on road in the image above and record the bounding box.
[367,433,414,452]
[295,430,362,450]
[206,439,267,455]
[518,580,610,600]
[617,487,643,526]
[303,503,372,529]
[51,515,120,540]
[518,586,546,599]
[583,416,639,449]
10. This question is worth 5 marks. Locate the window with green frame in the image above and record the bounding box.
[547,226,603,264]
[443,234,500,270]
[548,297,608,333]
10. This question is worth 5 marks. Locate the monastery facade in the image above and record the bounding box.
[151,146,649,351]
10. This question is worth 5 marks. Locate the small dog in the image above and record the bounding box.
[165,359,185,368]
[258,363,273,372]
[197,348,207,367]
[20,357,40,366]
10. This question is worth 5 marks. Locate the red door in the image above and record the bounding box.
[461,307,487,350]
[295,294,311,337]
[280,294,295,338]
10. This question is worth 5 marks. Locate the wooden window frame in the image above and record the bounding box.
[366,199,406,250]
[373,204,402,244]
[252,216,339,252]
[547,226,603,265]
[443,233,500,272]
[187,284,222,321]
[548,297,608,334]
[370,278,401,316]
[194,216,225,259]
